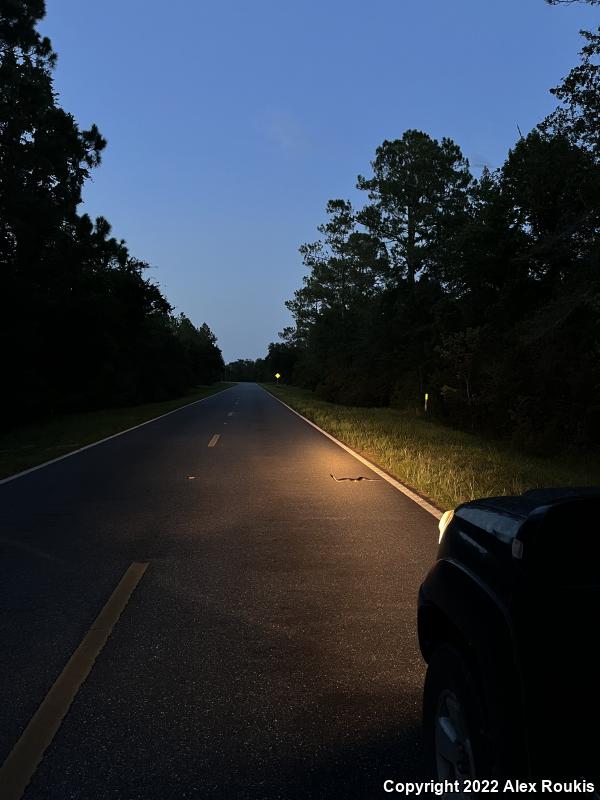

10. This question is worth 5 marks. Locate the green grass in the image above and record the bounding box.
[263,383,600,510]
[0,383,234,480]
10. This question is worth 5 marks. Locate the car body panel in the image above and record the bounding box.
[419,487,600,781]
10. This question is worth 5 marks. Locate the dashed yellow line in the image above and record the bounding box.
[208,434,220,448]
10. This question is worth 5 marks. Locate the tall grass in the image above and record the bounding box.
[264,384,600,510]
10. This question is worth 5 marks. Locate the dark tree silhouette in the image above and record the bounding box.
[1,2,223,423]
[356,132,472,286]
[540,27,600,159]
[279,25,600,452]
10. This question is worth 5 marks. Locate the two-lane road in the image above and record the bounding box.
[0,383,438,799]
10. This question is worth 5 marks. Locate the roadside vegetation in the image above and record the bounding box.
[0,383,232,480]
[242,4,600,463]
[1,3,224,428]
[263,384,600,510]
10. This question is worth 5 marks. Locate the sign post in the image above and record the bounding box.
[275,373,281,385]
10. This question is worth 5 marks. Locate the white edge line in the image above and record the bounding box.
[0,385,236,486]
[263,387,443,520]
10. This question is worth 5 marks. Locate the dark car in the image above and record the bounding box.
[418,487,600,786]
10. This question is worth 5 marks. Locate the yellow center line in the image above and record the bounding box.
[0,561,148,800]
[208,434,220,447]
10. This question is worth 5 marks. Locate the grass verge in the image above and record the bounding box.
[0,383,234,480]
[262,383,600,510]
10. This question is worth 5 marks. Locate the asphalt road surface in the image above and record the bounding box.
[0,383,439,799]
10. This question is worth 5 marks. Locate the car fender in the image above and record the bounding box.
[418,557,529,772]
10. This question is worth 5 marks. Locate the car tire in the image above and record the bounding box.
[423,643,494,781]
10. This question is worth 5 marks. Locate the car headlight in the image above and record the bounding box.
[438,509,455,544]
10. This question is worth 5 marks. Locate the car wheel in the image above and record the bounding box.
[423,643,492,781]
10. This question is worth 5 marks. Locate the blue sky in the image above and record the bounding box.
[41,0,598,362]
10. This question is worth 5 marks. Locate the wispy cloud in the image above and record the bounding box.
[262,109,310,155]
[468,152,496,171]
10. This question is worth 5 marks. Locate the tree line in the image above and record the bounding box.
[224,342,297,384]
[1,1,223,426]
[258,11,600,454]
